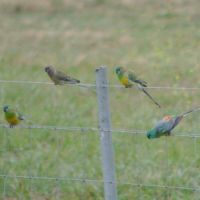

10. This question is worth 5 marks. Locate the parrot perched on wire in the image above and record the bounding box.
[147,107,200,139]
[44,65,80,85]
[115,66,161,108]
[3,105,24,127]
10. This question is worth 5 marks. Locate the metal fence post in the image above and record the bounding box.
[96,66,118,200]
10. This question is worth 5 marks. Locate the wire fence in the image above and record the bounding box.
[1,79,200,90]
[0,67,200,199]
[0,124,200,138]
[0,174,199,192]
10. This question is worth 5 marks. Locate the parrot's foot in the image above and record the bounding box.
[165,132,171,136]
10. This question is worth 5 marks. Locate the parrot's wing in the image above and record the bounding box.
[11,107,24,121]
[17,112,25,120]
[155,116,183,134]
[169,116,183,131]
[12,108,25,121]
[127,71,137,82]
[154,119,175,134]
[56,71,80,83]
[128,71,147,87]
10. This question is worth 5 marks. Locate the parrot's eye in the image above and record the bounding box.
[116,68,120,74]
[3,106,8,112]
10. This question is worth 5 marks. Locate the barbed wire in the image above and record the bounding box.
[1,78,200,197]
[0,174,198,192]
[0,80,95,88]
[0,124,200,138]
[0,79,200,90]
[0,124,98,132]
[0,124,99,132]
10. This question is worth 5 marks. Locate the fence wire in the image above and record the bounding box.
[1,79,200,90]
[1,78,200,199]
[0,174,199,192]
[0,124,200,138]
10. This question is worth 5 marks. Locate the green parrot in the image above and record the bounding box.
[3,105,24,127]
[115,66,161,108]
[147,107,200,139]
[44,65,80,85]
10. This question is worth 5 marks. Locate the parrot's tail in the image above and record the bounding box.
[140,87,161,108]
[138,87,161,108]
[70,79,80,84]
[65,79,80,84]
[181,107,200,117]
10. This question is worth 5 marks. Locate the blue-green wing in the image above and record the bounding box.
[169,116,183,131]
[155,116,183,134]
[155,118,175,134]
[17,112,24,120]
[127,70,137,82]
[128,70,147,87]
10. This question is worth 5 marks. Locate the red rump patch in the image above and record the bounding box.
[163,115,172,121]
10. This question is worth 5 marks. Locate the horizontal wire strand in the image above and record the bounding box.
[0,124,99,132]
[0,174,198,192]
[1,80,200,194]
[0,80,95,88]
[0,124,200,138]
[0,79,200,90]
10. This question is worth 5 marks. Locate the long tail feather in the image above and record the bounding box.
[181,107,200,117]
[141,88,161,108]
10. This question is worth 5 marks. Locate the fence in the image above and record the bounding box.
[0,66,200,199]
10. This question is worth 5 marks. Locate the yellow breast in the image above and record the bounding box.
[7,116,20,126]
[120,76,131,87]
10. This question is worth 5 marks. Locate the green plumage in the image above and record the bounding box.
[115,66,147,87]
[3,105,24,127]
[115,66,161,108]
[147,107,200,139]
[147,116,183,139]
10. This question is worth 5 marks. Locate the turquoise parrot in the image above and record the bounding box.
[3,105,24,127]
[147,107,200,139]
[115,66,161,108]
[44,65,80,85]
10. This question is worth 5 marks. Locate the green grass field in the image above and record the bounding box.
[0,0,200,199]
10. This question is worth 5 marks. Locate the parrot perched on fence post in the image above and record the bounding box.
[3,105,24,128]
[147,107,200,139]
[114,66,161,108]
[44,65,80,85]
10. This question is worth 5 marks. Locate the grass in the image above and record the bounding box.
[0,0,200,199]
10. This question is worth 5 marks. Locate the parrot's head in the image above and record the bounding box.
[114,66,124,75]
[3,105,9,113]
[146,128,158,139]
[44,65,55,75]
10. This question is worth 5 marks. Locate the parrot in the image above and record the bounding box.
[147,107,200,139]
[115,66,161,108]
[3,105,24,127]
[44,65,80,85]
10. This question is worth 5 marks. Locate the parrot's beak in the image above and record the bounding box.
[44,66,48,72]
[147,132,151,139]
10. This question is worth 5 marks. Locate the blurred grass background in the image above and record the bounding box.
[0,0,200,199]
